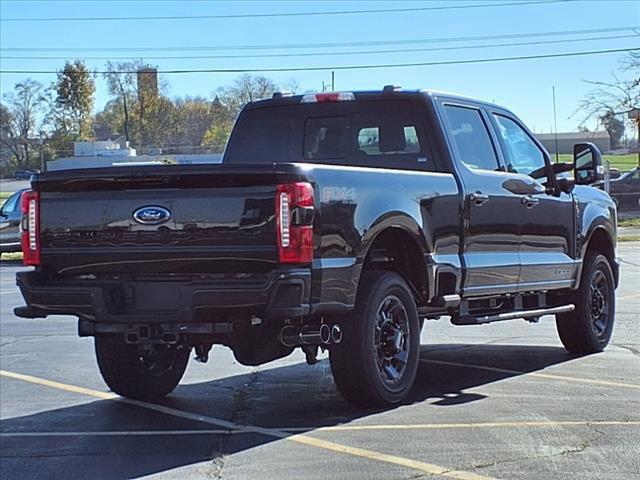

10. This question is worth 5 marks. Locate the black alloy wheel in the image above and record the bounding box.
[330,270,420,407]
[556,253,615,353]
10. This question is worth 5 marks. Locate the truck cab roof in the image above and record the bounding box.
[246,86,508,113]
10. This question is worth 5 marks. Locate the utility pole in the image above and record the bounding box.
[628,109,640,167]
[552,86,559,163]
[331,71,335,91]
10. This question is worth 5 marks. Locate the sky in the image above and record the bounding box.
[1,0,639,133]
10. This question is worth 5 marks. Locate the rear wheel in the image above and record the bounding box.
[556,253,615,353]
[330,271,420,407]
[95,337,190,400]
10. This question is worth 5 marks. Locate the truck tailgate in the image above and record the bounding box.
[34,165,303,275]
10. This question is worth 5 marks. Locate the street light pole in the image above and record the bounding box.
[38,133,45,172]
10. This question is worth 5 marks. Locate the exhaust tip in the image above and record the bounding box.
[319,323,331,344]
[331,324,342,344]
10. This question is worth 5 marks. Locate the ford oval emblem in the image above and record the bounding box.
[133,206,171,225]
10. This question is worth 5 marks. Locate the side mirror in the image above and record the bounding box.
[573,142,603,185]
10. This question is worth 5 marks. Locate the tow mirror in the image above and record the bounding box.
[573,142,603,185]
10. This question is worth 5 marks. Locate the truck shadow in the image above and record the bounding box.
[0,343,583,479]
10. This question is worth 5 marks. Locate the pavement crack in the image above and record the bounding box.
[613,343,640,357]
[229,367,260,425]
[470,428,606,471]
[203,438,226,479]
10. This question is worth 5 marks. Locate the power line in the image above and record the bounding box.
[1,47,637,75]
[2,34,636,61]
[0,0,575,22]
[2,26,634,52]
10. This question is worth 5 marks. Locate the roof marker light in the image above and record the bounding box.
[301,92,355,103]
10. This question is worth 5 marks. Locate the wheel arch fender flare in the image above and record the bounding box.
[355,212,433,302]
[577,223,619,288]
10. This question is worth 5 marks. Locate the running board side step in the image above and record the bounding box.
[452,304,575,325]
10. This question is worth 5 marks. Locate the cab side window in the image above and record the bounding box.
[444,105,500,171]
[493,114,546,178]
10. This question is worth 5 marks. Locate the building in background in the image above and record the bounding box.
[535,131,611,155]
[73,140,136,158]
[47,140,221,171]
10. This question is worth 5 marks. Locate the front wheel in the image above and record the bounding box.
[330,271,420,407]
[95,337,191,400]
[556,253,615,353]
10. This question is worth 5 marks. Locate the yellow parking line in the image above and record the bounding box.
[0,370,117,400]
[0,369,495,480]
[285,420,640,432]
[288,434,493,480]
[421,359,640,390]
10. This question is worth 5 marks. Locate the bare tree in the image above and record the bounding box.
[578,52,639,160]
[579,73,639,118]
[280,78,301,94]
[1,79,46,169]
[218,74,277,117]
[103,61,139,142]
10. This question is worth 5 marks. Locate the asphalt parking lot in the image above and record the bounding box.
[1,244,639,480]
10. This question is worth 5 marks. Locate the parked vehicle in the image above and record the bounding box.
[13,169,38,180]
[14,88,619,407]
[603,167,639,209]
[0,189,27,253]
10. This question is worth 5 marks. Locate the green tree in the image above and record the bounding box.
[93,98,126,140]
[202,123,232,152]
[103,60,167,147]
[599,111,625,149]
[44,61,96,155]
[165,96,232,151]
[54,61,95,138]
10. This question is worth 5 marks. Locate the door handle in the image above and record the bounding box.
[468,192,489,206]
[521,196,540,208]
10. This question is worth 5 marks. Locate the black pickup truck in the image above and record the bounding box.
[15,87,619,407]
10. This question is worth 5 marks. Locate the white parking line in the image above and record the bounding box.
[4,420,638,437]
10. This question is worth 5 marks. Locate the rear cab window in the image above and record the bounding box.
[225,99,435,171]
[442,104,500,171]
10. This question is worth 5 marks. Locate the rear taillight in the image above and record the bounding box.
[21,190,40,266]
[276,182,314,264]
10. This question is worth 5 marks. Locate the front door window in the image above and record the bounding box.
[493,114,547,178]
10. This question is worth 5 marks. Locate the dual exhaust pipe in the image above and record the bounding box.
[279,324,342,348]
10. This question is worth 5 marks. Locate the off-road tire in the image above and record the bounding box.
[330,271,420,407]
[556,253,615,354]
[95,337,190,400]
